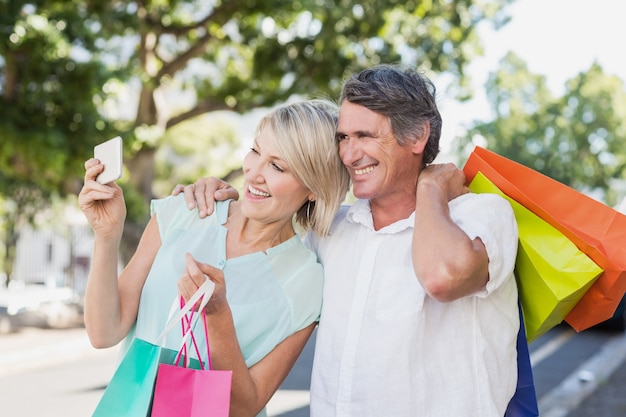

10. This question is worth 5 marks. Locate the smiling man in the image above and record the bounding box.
[305,64,520,417]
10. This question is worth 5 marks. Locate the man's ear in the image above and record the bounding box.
[410,122,430,155]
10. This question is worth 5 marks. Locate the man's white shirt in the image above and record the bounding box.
[306,194,519,417]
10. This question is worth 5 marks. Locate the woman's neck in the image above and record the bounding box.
[225,201,295,258]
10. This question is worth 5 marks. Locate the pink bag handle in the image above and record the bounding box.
[176,295,213,370]
[178,296,201,368]
[156,277,214,369]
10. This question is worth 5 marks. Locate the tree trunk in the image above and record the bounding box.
[118,146,157,265]
[2,52,18,103]
[1,212,18,287]
[117,29,163,266]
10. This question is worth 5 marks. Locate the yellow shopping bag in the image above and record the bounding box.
[469,173,603,342]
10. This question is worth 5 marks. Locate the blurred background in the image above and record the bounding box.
[1,0,626,415]
[0,0,626,417]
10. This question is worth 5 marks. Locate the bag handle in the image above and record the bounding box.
[176,304,213,370]
[176,284,214,368]
[157,277,215,343]
[178,296,202,369]
[157,277,214,369]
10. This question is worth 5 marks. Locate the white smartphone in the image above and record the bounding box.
[94,136,123,184]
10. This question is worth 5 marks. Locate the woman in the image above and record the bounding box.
[79,100,350,417]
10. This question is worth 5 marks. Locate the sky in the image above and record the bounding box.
[438,0,626,161]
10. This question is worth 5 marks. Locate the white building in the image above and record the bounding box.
[11,208,93,296]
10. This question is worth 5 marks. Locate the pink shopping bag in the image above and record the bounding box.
[151,363,232,417]
[151,290,232,417]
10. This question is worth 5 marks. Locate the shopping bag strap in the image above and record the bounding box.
[177,306,212,370]
[178,296,202,369]
[157,277,215,344]
[202,309,212,369]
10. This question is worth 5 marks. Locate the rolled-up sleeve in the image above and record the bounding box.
[450,193,518,296]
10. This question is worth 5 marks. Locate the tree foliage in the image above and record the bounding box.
[0,0,122,277]
[0,3,113,193]
[455,52,626,206]
[1,0,513,270]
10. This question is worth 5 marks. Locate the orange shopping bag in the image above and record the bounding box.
[463,146,626,331]
[469,172,602,342]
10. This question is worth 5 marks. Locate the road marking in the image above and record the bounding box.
[530,328,577,366]
[264,328,620,416]
[0,330,114,377]
[267,390,310,416]
[538,331,626,417]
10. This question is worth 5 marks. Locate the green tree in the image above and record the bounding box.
[456,52,626,206]
[0,1,120,280]
[1,0,514,272]
[152,112,244,197]
[120,0,513,204]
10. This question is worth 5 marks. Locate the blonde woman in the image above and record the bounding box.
[78,100,350,417]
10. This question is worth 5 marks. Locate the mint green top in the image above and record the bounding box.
[124,195,322,415]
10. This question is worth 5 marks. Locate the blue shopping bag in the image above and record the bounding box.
[504,303,539,417]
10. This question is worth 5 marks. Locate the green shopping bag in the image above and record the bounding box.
[469,172,603,342]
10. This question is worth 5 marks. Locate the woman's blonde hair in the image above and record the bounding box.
[256,99,350,236]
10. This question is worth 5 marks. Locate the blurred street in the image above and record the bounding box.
[2,320,626,416]
[0,323,313,417]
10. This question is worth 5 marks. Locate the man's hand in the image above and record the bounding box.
[413,162,488,302]
[172,177,239,218]
[417,163,469,202]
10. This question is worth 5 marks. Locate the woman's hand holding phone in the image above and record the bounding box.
[94,136,123,184]
[78,137,127,239]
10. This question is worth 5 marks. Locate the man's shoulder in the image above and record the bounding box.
[336,203,352,218]
[451,192,514,216]
[317,203,357,241]
[329,203,354,229]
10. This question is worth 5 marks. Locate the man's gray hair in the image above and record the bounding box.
[340,64,442,165]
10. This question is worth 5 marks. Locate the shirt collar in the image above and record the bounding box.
[346,199,415,234]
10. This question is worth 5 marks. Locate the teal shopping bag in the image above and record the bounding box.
[92,338,162,417]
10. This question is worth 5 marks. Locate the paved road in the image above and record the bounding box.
[2,324,626,416]
[0,325,312,416]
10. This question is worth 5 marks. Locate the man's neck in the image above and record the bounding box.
[369,194,416,231]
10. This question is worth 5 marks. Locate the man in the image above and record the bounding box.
[175,64,519,416]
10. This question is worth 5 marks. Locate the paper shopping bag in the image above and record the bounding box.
[151,363,233,417]
[91,340,206,417]
[469,173,602,342]
[464,146,626,331]
[92,338,164,417]
[93,279,217,417]
[504,303,538,417]
[151,292,232,417]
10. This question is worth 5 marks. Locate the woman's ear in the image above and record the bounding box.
[410,122,430,155]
